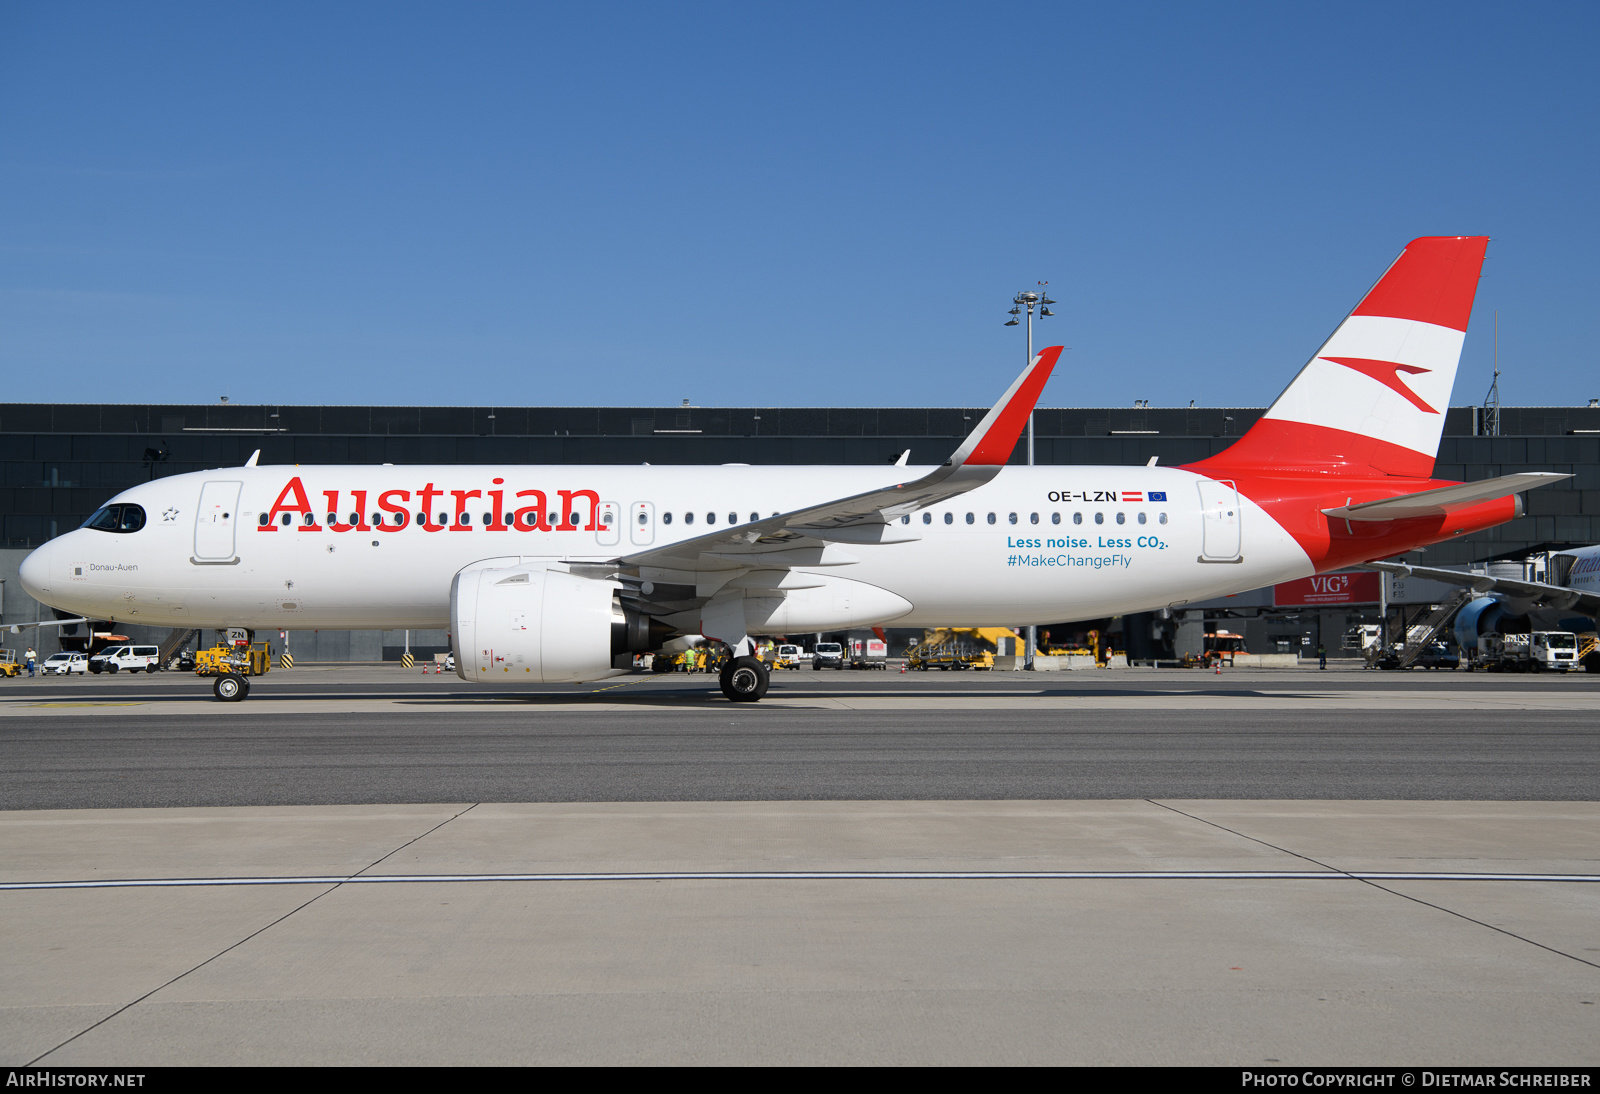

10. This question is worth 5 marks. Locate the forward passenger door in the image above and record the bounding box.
[193,481,243,562]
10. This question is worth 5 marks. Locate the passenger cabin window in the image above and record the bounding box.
[1095,513,1104,525]
[1116,512,1125,525]
[663,512,673,524]
[282,513,293,526]
[706,513,716,525]
[986,513,995,525]
[728,513,736,525]
[1073,513,1082,525]
[965,513,975,524]
[1137,512,1147,525]
[749,512,759,523]
[83,505,147,534]
[1159,513,1168,525]
[923,512,932,524]
[258,513,269,526]
[1051,513,1060,525]
[944,512,953,524]
[1029,513,1038,525]
[685,512,694,525]
[639,513,648,525]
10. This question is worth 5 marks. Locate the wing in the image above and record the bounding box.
[574,346,1063,633]
[618,345,1063,572]
[6,616,88,636]
[1363,560,1600,617]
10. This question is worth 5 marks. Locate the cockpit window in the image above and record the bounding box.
[82,505,146,534]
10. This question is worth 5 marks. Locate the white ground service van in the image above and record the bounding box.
[88,645,161,674]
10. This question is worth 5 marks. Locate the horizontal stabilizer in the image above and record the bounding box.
[1321,473,1569,521]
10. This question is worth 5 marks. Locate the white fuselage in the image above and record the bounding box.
[1557,544,1600,598]
[20,463,1315,632]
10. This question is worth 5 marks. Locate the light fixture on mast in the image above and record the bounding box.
[1004,281,1055,670]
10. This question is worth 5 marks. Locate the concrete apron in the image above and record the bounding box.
[2,799,1597,1066]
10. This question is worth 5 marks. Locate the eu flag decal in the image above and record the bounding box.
[1148,491,1167,502]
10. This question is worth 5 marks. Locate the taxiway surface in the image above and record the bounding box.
[1,666,1597,808]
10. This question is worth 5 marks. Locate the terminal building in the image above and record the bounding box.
[1,399,1596,662]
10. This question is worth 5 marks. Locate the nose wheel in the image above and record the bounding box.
[718,656,769,702]
[213,673,249,702]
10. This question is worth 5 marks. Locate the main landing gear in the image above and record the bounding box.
[719,656,769,702]
[213,673,249,702]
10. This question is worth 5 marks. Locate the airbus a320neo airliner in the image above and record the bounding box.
[18,236,1566,701]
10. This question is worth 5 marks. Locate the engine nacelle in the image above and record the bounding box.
[1453,596,1521,653]
[451,562,660,684]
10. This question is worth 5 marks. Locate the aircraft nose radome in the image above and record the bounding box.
[18,545,51,600]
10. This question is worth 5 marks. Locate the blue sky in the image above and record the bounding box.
[1,1,1595,410]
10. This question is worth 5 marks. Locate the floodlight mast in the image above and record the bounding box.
[1005,282,1055,669]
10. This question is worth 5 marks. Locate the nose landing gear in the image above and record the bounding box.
[213,673,249,702]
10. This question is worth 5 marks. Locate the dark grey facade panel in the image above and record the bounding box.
[1,402,1596,563]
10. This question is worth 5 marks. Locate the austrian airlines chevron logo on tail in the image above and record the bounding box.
[1320,356,1440,414]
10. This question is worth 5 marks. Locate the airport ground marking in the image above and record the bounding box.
[23,800,483,1067]
[5,869,1600,891]
[1148,799,1600,973]
[590,675,667,693]
[13,701,145,708]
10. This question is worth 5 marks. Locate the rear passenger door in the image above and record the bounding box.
[1197,479,1242,562]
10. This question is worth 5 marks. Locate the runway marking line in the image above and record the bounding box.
[3,869,1598,891]
[589,676,672,694]
[16,702,145,708]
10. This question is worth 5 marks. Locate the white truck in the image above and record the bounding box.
[1474,631,1580,673]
